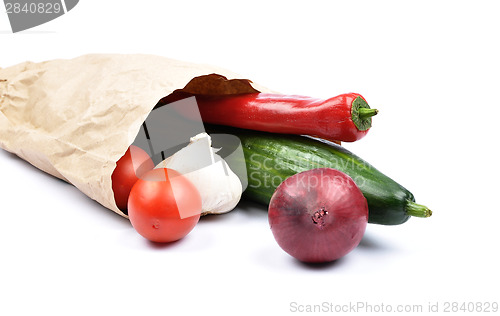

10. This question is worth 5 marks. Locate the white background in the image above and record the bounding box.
[1,1,499,315]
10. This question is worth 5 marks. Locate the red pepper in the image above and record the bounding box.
[193,92,378,142]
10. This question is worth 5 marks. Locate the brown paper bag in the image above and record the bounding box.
[0,54,268,217]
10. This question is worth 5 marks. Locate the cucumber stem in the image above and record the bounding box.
[405,201,432,218]
[358,108,379,119]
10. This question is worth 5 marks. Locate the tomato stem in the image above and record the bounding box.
[405,201,432,218]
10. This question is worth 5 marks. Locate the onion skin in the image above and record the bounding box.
[268,168,368,263]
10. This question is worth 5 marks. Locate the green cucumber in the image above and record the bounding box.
[210,127,431,225]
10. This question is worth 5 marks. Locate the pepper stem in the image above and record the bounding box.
[358,108,379,119]
[405,201,432,218]
[350,96,377,131]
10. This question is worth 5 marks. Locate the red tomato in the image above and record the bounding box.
[127,168,202,243]
[112,145,154,213]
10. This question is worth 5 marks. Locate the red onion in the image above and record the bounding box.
[268,168,368,263]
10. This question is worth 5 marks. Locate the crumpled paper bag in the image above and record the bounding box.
[0,54,267,217]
